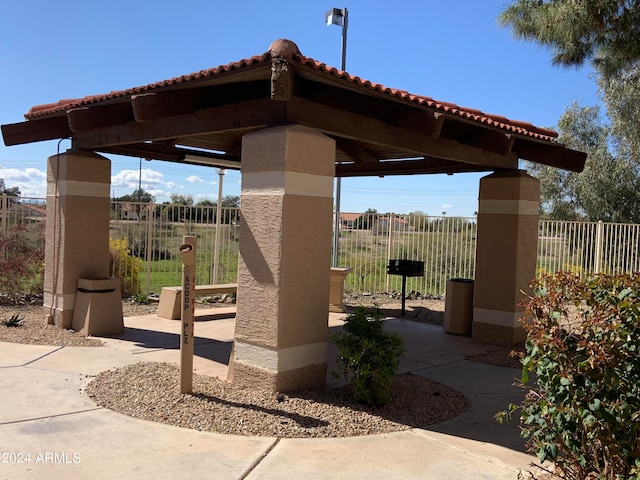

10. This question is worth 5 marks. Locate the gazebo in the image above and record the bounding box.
[1,39,586,392]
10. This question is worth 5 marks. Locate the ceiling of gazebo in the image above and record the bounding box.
[1,39,586,177]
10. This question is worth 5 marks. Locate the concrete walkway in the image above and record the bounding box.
[0,307,543,479]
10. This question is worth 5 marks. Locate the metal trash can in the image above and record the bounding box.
[443,278,474,336]
[71,278,124,336]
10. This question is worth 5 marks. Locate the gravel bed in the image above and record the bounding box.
[86,361,470,438]
[345,291,446,326]
[0,304,104,347]
[0,295,226,347]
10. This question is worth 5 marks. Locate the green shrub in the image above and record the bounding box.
[331,306,404,406]
[133,292,149,304]
[498,272,640,480]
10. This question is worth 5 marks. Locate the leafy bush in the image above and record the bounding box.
[331,306,404,406]
[498,272,640,480]
[0,223,45,302]
[109,238,141,296]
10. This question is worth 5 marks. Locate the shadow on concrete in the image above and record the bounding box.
[106,327,233,365]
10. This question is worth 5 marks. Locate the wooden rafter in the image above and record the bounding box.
[287,97,519,170]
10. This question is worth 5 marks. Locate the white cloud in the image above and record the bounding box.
[0,166,47,197]
[186,175,203,183]
[111,168,165,189]
[441,204,453,209]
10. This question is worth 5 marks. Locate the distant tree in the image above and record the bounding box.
[499,0,640,78]
[114,188,155,203]
[195,199,215,207]
[169,194,194,206]
[221,195,240,208]
[0,178,21,198]
[353,208,378,230]
[525,102,640,222]
[407,210,429,231]
[500,0,640,161]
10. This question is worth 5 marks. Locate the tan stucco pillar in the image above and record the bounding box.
[43,150,112,328]
[229,125,335,392]
[473,170,540,345]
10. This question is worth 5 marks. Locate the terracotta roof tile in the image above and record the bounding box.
[25,40,558,142]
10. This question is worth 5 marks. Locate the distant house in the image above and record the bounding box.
[375,215,412,232]
[338,213,361,230]
[7,202,46,223]
[121,209,140,221]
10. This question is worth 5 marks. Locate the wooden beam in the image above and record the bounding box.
[132,91,203,122]
[287,97,519,170]
[336,157,491,177]
[432,113,445,139]
[270,58,294,101]
[68,103,134,132]
[299,78,444,138]
[95,143,184,161]
[131,81,269,122]
[514,139,586,172]
[334,137,378,164]
[2,116,72,146]
[74,98,288,149]
[463,129,515,157]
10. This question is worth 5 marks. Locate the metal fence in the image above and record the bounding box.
[3,194,640,297]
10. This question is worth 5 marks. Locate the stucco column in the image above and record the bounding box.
[473,170,540,345]
[229,125,335,392]
[44,150,112,328]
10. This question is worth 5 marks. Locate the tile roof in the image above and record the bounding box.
[25,39,558,143]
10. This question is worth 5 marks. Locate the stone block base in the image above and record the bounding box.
[229,360,327,393]
[71,278,124,336]
[472,321,527,346]
[43,306,73,329]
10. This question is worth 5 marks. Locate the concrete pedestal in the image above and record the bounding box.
[329,267,352,313]
[72,278,124,336]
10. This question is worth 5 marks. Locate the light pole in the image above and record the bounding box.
[212,168,226,284]
[326,7,348,267]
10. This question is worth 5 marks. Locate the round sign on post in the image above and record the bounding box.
[179,236,197,394]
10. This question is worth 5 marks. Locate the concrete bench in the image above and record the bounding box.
[156,267,351,320]
[157,283,237,320]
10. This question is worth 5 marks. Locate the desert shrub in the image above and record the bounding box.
[0,223,45,302]
[331,306,404,406]
[498,272,640,480]
[1,314,24,327]
[109,238,141,296]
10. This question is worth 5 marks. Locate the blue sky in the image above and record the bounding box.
[0,0,600,217]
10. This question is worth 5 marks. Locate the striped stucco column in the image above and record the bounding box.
[472,170,540,346]
[229,125,335,392]
[44,150,112,328]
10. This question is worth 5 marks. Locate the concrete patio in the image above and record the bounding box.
[0,307,545,479]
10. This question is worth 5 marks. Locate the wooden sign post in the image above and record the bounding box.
[179,235,197,394]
